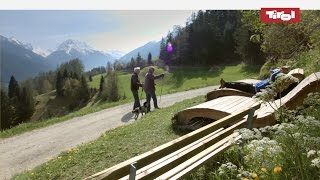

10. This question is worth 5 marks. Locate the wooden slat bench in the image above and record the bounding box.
[87,104,260,180]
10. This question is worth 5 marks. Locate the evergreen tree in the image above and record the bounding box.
[107,61,112,75]
[89,75,93,82]
[56,71,64,96]
[8,75,20,98]
[63,69,69,79]
[19,87,35,121]
[136,52,142,67]
[130,57,136,69]
[159,37,166,61]
[79,75,90,102]
[0,89,13,130]
[106,72,120,102]
[147,52,153,66]
[99,75,105,92]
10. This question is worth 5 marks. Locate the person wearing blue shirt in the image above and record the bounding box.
[219,66,289,94]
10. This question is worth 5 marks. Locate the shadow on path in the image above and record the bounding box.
[121,112,134,122]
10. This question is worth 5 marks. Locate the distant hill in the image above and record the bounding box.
[46,39,116,71]
[120,41,160,62]
[0,35,54,84]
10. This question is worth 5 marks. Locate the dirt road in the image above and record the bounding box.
[0,81,256,179]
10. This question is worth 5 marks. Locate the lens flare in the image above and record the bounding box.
[166,42,173,52]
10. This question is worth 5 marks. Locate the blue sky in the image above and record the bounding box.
[0,10,193,52]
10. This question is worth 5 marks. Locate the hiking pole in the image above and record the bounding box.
[159,86,163,105]
[140,88,143,106]
[159,75,164,105]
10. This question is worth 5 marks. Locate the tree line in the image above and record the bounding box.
[157,10,320,72]
[1,76,35,130]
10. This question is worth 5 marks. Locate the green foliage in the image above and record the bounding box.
[99,75,105,92]
[107,61,112,76]
[147,52,152,66]
[1,89,13,130]
[63,78,81,109]
[101,72,120,102]
[55,71,64,96]
[8,75,20,98]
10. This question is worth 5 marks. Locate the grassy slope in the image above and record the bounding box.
[0,64,259,138]
[14,96,205,179]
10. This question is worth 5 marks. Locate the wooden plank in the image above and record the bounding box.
[119,128,225,180]
[155,133,241,180]
[87,105,260,180]
[221,98,255,113]
[135,119,247,180]
[216,96,249,111]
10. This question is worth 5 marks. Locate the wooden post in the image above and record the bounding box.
[246,108,255,129]
[129,162,137,180]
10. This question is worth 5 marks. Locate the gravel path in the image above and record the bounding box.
[0,80,257,179]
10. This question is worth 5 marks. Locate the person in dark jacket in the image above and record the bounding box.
[131,67,143,110]
[144,66,165,112]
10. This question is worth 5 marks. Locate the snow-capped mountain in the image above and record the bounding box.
[32,47,51,57]
[105,50,126,59]
[0,35,54,82]
[47,39,116,70]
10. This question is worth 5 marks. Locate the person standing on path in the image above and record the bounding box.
[131,67,144,110]
[144,66,165,112]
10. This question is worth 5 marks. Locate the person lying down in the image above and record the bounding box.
[219,66,299,98]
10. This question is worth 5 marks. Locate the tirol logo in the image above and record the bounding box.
[261,8,300,23]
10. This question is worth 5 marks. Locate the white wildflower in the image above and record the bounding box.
[308,150,317,158]
[311,158,320,168]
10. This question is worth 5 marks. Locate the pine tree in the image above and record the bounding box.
[0,90,13,130]
[56,71,64,96]
[159,37,166,61]
[107,61,112,75]
[99,75,105,92]
[80,75,90,102]
[63,69,69,79]
[107,72,120,102]
[89,75,93,82]
[136,52,142,67]
[147,52,153,66]
[19,87,35,121]
[8,75,20,98]
[130,57,135,69]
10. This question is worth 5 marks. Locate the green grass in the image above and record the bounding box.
[0,64,259,138]
[13,96,205,180]
[90,64,259,100]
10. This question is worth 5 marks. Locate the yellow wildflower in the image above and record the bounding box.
[243,177,249,180]
[252,172,259,180]
[273,166,282,174]
[31,173,34,175]
[261,167,268,173]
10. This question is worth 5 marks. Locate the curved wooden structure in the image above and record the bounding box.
[254,72,319,127]
[206,68,305,101]
[206,88,255,101]
[175,72,320,128]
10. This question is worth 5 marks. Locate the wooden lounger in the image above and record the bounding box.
[254,72,319,127]
[206,68,305,101]
[174,72,320,128]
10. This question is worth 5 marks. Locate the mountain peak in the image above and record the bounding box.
[57,39,94,54]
